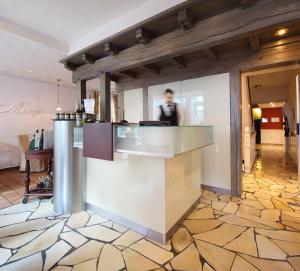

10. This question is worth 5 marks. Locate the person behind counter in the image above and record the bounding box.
[158,89,182,126]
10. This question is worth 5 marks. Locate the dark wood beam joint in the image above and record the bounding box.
[241,0,255,9]
[144,64,160,74]
[203,48,218,61]
[104,42,119,56]
[249,34,260,51]
[81,53,97,64]
[178,9,193,30]
[136,28,152,45]
[120,70,137,78]
[110,75,120,83]
[168,56,186,68]
[64,62,78,71]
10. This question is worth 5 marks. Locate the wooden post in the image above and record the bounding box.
[143,86,149,121]
[77,80,86,103]
[230,70,242,196]
[100,72,111,122]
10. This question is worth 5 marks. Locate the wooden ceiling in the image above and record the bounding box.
[61,0,300,85]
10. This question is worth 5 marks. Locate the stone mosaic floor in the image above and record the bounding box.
[0,144,300,270]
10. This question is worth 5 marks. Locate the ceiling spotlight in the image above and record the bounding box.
[28,70,33,73]
[270,102,275,107]
[275,28,288,37]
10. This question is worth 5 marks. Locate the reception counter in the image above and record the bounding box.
[57,122,213,243]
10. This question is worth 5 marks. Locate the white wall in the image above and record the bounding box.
[148,73,231,191]
[261,129,284,145]
[124,88,143,123]
[0,74,76,169]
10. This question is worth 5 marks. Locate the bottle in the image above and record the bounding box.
[29,134,35,150]
[35,130,40,150]
[39,129,44,150]
[81,101,85,113]
[75,101,82,113]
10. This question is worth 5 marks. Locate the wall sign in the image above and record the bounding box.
[0,103,42,116]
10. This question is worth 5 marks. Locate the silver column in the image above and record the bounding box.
[53,120,86,214]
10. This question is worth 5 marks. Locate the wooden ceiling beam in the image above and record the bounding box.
[136,28,152,45]
[143,64,160,74]
[249,34,260,51]
[64,62,78,71]
[110,75,120,83]
[241,0,255,9]
[168,56,186,68]
[203,48,218,61]
[72,1,300,81]
[81,53,97,64]
[104,42,119,56]
[178,9,193,30]
[120,70,138,78]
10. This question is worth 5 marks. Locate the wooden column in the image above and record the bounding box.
[99,72,111,122]
[142,86,149,121]
[77,80,86,102]
[230,70,242,196]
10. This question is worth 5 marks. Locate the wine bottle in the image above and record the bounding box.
[35,130,40,150]
[75,101,81,113]
[81,101,85,113]
[39,129,44,150]
[29,134,35,150]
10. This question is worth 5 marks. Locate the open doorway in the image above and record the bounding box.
[241,65,300,207]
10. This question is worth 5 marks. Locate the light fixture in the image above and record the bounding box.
[275,28,288,37]
[28,69,33,73]
[270,102,275,108]
[56,79,62,111]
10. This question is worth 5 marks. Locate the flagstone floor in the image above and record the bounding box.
[0,144,300,270]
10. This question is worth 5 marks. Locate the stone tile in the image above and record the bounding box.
[272,240,300,256]
[0,200,39,215]
[0,212,31,227]
[188,208,214,220]
[67,211,89,229]
[224,228,257,257]
[98,244,125,270]
[73,258,97,271]
[256,234,287,260]
[60,231,87,248]
[287,257,300,271]
[219,214,272,229]
[170,244,201,271]
[113,230,143,247]
[194,223,245,246]
[211,201,226,211]
[0,218,62,238]
[43,240,71,271]
[241,254,294,271]
[261,209,281,222]
[223,202,238,214]
[165,263,172,270]
[112,222,127,233]
[238,204,261,216]
[202,190,218,201]
[255,229,300,242]
[282,214,300,223]
[62,226,71,232]
[77,224,121,242]
[59,240,103,265]
[219,195,231,202]
[240,199,264,210]
[245,193,256,200]
[231,255,259,271]
[29,201,56,219]
[171,227,192,253]
[51,266,72,271]
[0,252,43,271]
[272,199,293,211]
[130,239,173,264]
[86,214,108,226]
[0,248,11,265]
[145,238,172,251]
[283,221,300,231]
[195,240,235,271]
[9,219,65,261]
[101,221,113,228]
[0,230,43,249]
[122,248,159,271]
[236,211,284,229]
[203,263,214,271]
[183,219,222,234]
[257,198,274,209]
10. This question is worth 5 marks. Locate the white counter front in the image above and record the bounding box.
[77,125,213,243]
